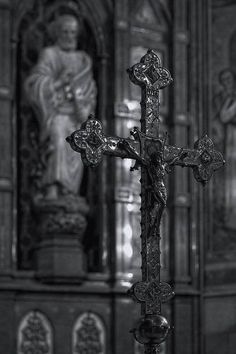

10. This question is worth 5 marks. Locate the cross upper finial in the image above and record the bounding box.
[127,49,173,89]
[127,49,172,135]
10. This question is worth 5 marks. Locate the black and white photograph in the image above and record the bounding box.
[0,1,235,353]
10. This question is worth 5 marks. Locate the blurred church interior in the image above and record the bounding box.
[0,0,236,353]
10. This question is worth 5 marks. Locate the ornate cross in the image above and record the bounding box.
[66,49,224,353]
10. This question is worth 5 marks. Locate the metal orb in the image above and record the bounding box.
[132,315,170,345]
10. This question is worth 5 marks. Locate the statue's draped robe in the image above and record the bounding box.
[25,46,96,193]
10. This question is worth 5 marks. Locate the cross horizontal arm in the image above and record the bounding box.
[66,115,225,185]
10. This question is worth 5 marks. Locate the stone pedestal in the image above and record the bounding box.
[33,196,89,283]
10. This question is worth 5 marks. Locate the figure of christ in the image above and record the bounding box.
[25,14,97,199]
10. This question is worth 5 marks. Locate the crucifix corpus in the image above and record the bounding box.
[66,49,224,353]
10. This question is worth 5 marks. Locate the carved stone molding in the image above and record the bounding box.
[34,196,89,235]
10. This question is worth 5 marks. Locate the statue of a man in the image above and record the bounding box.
[25,14,97,199]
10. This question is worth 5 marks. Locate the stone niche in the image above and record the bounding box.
[17,0,105,282]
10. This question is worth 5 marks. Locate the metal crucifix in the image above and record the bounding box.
[66,49,224,353]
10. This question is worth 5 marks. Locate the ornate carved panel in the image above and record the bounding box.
[17,310,53,354]
[72,312,106,354]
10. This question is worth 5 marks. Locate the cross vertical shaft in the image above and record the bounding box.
[127,50,173,353]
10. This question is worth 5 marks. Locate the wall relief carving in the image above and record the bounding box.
[72,312,106,354]
[17,310,53,354]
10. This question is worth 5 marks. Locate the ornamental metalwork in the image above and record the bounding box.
[67,49,224,353]
[17,310,53,354]
[72,312,105,354]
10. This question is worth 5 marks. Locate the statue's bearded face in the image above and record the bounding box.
[57,19,78,51]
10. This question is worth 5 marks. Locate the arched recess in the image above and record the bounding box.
[17,310,53,354]
[12,0,112,272]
